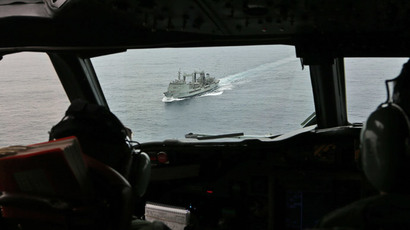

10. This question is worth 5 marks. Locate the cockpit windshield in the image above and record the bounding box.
[91,47,409,142]
[0,49,407,146]
[92,45,314,142]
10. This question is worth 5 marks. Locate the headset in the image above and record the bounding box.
[360,78,410,194]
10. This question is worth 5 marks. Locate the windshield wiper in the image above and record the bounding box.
[185,132,244,140]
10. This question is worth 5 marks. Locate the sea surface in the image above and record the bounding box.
[0,46,407,146]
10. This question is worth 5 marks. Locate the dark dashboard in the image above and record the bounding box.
[140,125,374,229]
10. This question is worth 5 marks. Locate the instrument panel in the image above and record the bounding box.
[140,126,374,229]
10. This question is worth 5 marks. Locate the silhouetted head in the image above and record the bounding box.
[393,59,410,115]
[49,99,133,178]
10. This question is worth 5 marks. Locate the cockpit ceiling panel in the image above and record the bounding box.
[0,0,410,57]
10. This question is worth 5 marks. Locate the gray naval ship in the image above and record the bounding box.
[164,71,219,98]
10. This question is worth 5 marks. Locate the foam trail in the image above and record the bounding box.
[219,55,296,86]
[199,90,223,97]
[162,96,186,103]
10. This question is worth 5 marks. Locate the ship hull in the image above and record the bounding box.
[164,81,219,99]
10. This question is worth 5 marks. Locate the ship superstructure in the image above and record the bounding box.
[164,71,219,98]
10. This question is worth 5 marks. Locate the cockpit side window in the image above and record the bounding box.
[345,58,408,124]
[0,52,69,146]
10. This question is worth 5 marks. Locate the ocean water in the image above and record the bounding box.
[93,46,314,142]
[0,46,407,146]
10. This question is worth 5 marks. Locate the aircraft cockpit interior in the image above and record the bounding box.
[0,1,410,230]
